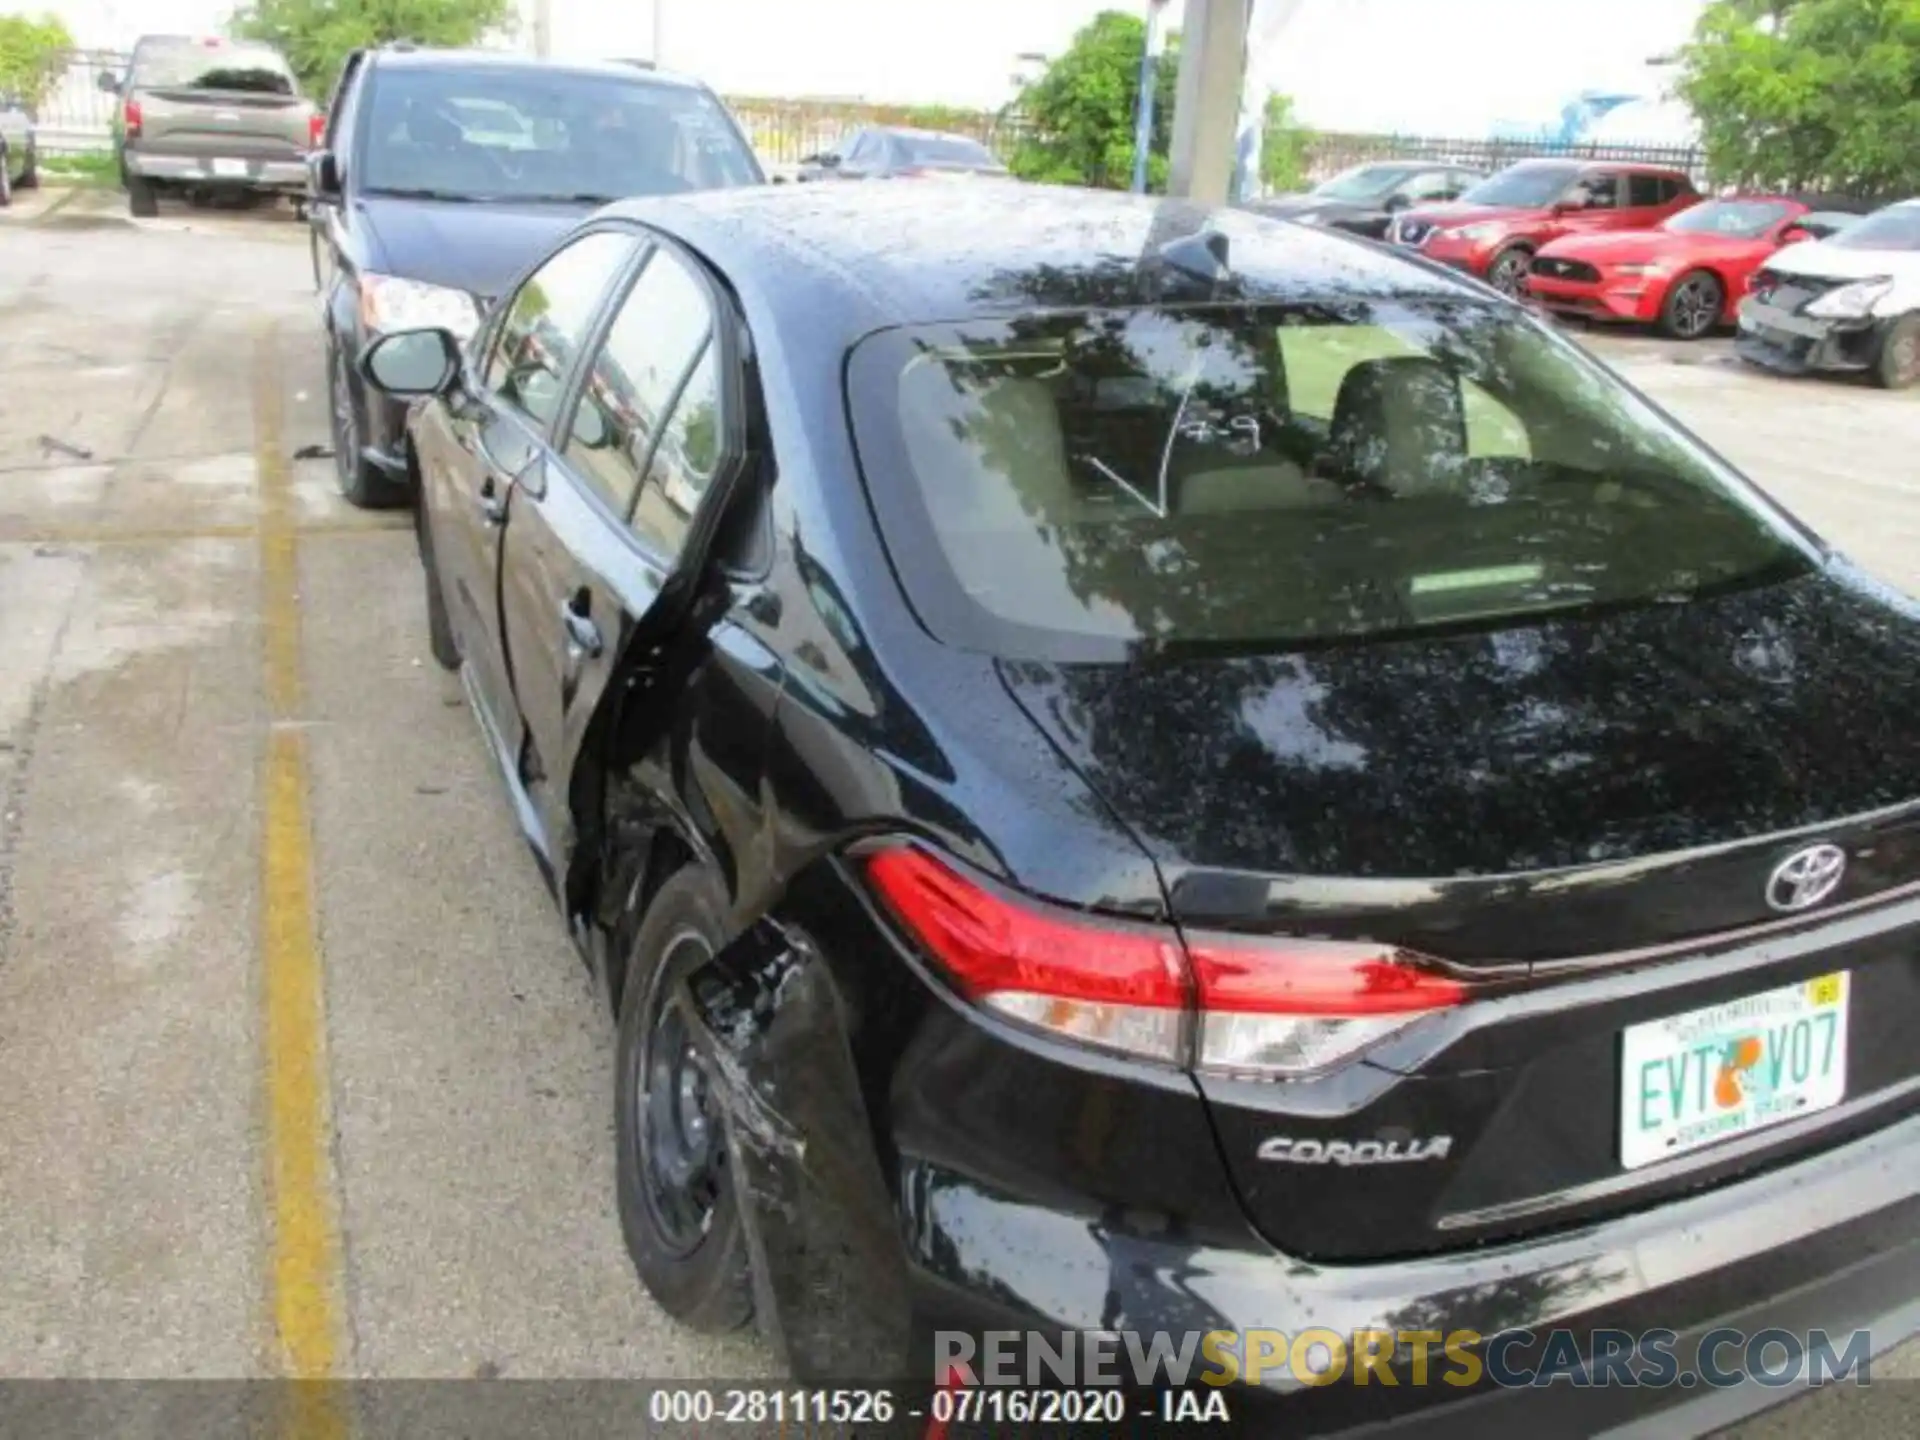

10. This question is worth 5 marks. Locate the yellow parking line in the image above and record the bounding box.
[253,321,348,1433]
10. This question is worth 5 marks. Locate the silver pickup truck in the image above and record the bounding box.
[101,35,318,216]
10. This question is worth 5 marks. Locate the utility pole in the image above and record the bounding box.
[1130,0,1172,194]
[1166,0,1251,204]
[1167,0,1309,204]
[653,0,666,67]
[531,0,552,58]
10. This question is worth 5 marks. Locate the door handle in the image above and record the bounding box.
[561,599,603,660]
[477,479,506,526]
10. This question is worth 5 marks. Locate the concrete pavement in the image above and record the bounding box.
[0,203,1914,1434]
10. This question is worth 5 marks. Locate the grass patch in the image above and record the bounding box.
[38,150,117,185]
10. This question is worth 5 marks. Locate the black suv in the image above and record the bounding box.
[308,45,762,507]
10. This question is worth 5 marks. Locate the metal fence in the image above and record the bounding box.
[23,49,124,155]
[30,48,1707,189]
[726,97,1030,166]
[1300,131,1710,186]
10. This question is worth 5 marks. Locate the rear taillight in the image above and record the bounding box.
[309,113,326,148]
[864,847,1189,1063]
[123,98,142,140]
[865,847,1466,1078]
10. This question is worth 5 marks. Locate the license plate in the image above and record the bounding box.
[1619,972,1848,1170]
[1740,300,1829,339]
[210,158,248,179]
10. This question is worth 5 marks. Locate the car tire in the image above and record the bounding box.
[613,866,754,1334]
[1658,270,1723,341]
[0,146,12,208]
[414,489,460,671]
[1872,314,1919,391]
[1485,245,1532,297]
[127,175,159,218]
[327,337,407,509]
[15,151,35,189]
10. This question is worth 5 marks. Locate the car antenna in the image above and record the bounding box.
[1156,229,1231,284]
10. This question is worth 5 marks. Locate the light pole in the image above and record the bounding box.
[1130,0,1171,194]
[531,0,552,57]
[653,0,666,67]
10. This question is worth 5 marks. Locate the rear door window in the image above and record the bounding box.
[559,246,718,555]
[845,299,1813,661]
[1628,174,1667,208]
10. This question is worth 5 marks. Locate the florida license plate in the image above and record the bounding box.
[1619,972,1848,1170]
[210,158,248,178]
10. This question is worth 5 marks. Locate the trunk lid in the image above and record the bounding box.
[137,87,311,155]
[999,568,1920,1260]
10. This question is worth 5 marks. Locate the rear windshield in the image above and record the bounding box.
[359,67,762,202]
[132,41,296,95]
[1829,205,1920,251]
[900,134,998,168]
[1313,165,1416,202]
[847,299,1814,661]
[1458,165,1580,208]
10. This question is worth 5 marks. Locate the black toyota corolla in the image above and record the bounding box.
[355,183,1920,1433]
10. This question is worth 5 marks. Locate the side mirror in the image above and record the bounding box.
[1384,193,1411,212]
[97,70,121,95]
[359,328,461,398]
[308,149,341,199]
[1778,226,1813,245]
[816,152,842,169]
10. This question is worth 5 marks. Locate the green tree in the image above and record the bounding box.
[1008,10,1181,190]
[1260,93,1313,194]
[227,0,517,99]
[0,12,73,110]
[1678,0,1920,196]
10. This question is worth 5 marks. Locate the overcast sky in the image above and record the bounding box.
[50,0,1709,132]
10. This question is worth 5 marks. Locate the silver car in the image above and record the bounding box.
[0,91,35,207]
[101,34,318,216]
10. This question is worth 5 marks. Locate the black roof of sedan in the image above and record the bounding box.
[596,182,1476,343]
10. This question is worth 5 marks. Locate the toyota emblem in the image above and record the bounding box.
[1765,843,1846,913]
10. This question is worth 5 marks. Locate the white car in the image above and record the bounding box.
[1737,197,1920,389]
[0,92,37,207]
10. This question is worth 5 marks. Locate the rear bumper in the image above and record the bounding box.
[124,147,307,191]
[1735,300,1881,375]
[902,1115,1920,1436]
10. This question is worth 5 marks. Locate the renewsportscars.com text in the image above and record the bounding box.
[936,1325,1879,1390]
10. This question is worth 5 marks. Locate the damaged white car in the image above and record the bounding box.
[1738,197,1920,389]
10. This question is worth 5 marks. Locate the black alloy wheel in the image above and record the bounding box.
[1660,270,1724,341]
[1486,246,1531,297]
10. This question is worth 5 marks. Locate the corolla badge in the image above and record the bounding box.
[1257,1136,1452,1166]
[1765,843,1846,914]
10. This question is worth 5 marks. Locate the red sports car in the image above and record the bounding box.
[1525,196,1867,339]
